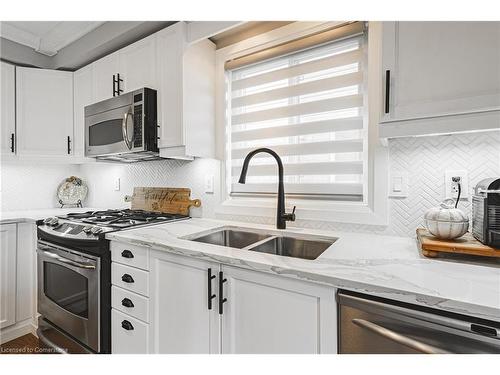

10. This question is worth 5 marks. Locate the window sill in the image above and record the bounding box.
[215,197,388,226]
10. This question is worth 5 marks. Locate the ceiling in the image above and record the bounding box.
[0,21,105,56]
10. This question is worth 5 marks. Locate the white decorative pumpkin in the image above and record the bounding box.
[424,199,469,239]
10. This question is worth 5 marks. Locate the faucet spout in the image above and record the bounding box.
[238,148,295,229]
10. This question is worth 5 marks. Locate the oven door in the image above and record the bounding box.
[37,241,100,352]
[85,104,136,157]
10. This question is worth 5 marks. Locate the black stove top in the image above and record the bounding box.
[60,209,189,228]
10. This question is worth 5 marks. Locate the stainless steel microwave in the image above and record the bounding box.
[85,88,159,162]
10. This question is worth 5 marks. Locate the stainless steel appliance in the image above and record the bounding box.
[37,209,189,353]
[85,88,159,162]
[472,178,500,248]
[338,291,500,354]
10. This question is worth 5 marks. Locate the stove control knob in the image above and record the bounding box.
[83,226,93,234]
[43,217,54,224]
[49,218,59,226]
[91,226,103,235]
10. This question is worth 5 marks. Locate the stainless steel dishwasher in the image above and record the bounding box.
[338,291,500,354]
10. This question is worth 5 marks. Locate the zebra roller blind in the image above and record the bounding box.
[227,25,366,201]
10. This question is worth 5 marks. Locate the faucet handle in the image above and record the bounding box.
[285,206,296,222]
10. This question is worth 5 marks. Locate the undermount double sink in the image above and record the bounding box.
[188,227,337,260]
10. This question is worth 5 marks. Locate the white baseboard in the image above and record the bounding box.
[0,319,37,344]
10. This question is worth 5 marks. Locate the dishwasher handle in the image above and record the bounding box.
[352,318,451,354]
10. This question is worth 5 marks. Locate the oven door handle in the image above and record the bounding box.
[122,108,134,150]
[39,250,96,270]
[352,319,451,354]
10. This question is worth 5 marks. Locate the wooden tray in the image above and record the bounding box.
[130,187,201,216]
[416,228,500,258]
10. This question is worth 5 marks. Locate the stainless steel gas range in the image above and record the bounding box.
[36,209,189,353]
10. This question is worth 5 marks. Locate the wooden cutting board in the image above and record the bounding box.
[416,228,500,258]
[130,187,201,216]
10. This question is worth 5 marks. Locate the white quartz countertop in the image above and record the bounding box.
[0,207,102,224]
[106,218,500,322]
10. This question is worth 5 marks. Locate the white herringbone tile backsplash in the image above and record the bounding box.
[217,131,500,237]
[2,131,499,238]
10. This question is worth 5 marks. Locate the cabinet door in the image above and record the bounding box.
[156,22,186,149]
[382,21,500,121]
[73,65,93,158]
[221,265,337,354]
[1,62,16,156]
[149,251,220,353]
[16,67,74,157]
[119,35,157,93]
[0,224,17,329]
[92,52,120,102]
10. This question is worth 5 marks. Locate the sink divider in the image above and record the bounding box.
[242,235,278,251]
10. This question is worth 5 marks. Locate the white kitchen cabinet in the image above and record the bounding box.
[119,35,157,93]
[92,52,120,102]
[0,224,17,329]
[149,251,220,353]
[73,65,93,158]
[0,222,36,344]
[16,67,74,157]
[112,308,149,354]
[156,22,216,159]
[379,21,500,138]
[1,62,16,156]
[220,265,337,354]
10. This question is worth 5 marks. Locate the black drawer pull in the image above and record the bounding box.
[385,70,391,114]
[121,298,134,308]
[121,274,134,283]
[10,133,15,153]
[121,320,134,331]
[207,268,216,310]
[218,271,227,315]
[121,250,134,259]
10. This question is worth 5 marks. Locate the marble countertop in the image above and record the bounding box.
[106,218,500,322]
[0,207,102,224]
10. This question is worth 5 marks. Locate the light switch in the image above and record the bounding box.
[388,172,408,198]
[114,178,121,191]
[204,175,214,194]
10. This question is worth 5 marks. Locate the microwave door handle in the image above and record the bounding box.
[351,319,451,354]
[40,250,96,270]
[122,109,134,150]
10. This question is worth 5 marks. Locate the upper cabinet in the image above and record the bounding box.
[16,67,74,157]
[156,22,216,159]
[379,21,500,138]
[92,52,120,102]
[1,62,16,156]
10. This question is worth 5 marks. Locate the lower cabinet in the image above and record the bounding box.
[147,249,337,354]
[220,265,337,354]
[0,224,17,329]
[149,252,220,353]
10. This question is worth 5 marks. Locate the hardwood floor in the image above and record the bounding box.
[0,333,50,354]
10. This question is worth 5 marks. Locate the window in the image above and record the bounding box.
[226,31,367,202]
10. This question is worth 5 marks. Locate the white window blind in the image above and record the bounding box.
[227,32,366,201]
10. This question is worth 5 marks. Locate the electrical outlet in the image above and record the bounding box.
[445,170,468,199]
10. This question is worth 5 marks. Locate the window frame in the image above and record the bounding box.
[215,21,388,226]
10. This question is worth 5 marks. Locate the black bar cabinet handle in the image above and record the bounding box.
[207,268,216,310]
[218,271,227,315]
[121,250,134,259]
[385,70,391,114]
[67,136,71,155]
[121,320,134,331]
[112,74,116,97]
[121,298,134,308]
[10,133,14,153]
[121,274,134,283]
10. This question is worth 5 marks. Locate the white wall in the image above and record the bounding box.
[1,131,499,237]
[0,163,80,211]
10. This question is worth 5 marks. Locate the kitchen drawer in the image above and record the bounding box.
[112,262,149,297]
[112,285,149,323]
[111,241,149,270]
[112,309,149,354]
